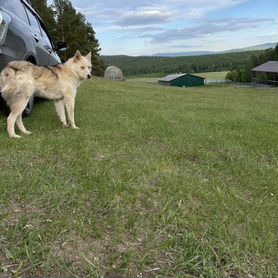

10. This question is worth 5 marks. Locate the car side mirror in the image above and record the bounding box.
[56,42,69,52]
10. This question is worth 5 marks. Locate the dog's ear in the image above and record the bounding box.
[86,52,92,61]
[73,50,82,62]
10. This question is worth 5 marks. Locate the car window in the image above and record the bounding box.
[24,6,42,35]
[40,27,53,49]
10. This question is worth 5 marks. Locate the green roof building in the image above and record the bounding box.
[159,73,205,87]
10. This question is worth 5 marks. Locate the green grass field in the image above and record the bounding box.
[0,78,277,277]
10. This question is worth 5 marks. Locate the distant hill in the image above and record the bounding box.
[153,51,214,57]
[101,50,268,77]
[153,42,277,57]
[221,42,277,53]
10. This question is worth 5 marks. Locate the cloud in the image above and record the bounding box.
[114,9,172,27]
[74,0,250,23]
[73,0,250,26]
[142,17,274,44]
[48,0,276,55]
[171,44,203,49]
[76,5,174,29]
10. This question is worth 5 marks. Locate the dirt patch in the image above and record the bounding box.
[1,200,45,226]
[50,232,111,276]
[49,230,167,277]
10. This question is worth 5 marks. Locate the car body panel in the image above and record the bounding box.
[0,0,61,68]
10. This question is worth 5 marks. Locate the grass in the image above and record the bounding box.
[0,78,277,277]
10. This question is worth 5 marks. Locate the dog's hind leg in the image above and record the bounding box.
[54,100,68,127]
[7,98,30,138]
[16,114,32,135]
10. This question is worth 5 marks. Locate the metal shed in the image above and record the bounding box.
[252,61,278,86]
[159,73,205,87]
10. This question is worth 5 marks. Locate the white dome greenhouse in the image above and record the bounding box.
[104,66,124,81]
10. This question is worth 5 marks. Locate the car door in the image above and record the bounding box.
[38,20,61,66]
[23,4,51,66]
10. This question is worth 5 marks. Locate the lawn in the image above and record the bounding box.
[0,78,277,277]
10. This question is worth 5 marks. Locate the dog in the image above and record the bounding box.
[0,50,92,138]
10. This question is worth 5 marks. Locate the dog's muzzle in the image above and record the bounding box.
[87,74,92,79]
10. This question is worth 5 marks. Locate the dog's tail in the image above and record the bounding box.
[0,61,35,109]
[0,67,18,92]
[0,66,22,109]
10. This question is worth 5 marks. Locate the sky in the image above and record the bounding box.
[49,0,277,56]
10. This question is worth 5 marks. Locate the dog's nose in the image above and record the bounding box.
[87,74,92,79]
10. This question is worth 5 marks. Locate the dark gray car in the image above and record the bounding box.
[0,0,67,115]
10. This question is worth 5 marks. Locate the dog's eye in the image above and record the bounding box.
[80,66,85,69]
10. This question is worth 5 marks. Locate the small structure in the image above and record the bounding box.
[158,73,205,87]
[252,61,278,86]
[104,66,124,81]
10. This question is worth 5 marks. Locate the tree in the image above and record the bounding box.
[52,0,104,74]
[275,43,278,58]
[86,22,105,76]
[31,0,104,75]
[225,45,277,83]
[31,0,58,42]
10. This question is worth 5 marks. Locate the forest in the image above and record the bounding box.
[102,48,277,79]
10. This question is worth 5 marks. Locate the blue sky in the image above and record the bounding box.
[49,0,277,56]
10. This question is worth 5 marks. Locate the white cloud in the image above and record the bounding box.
[47,0,276,55]
[114,8,173,27]
[73,0,249,27]
[140,17,274,44]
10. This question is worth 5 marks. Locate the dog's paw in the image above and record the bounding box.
[62,122,69,128]
[24,131,32,135]
[72,125,79,129]
[10,134,21,139]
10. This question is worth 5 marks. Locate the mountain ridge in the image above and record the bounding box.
[152,42,277,57]
[101,42,276,58]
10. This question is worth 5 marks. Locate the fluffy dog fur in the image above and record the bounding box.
[0,50,92,138]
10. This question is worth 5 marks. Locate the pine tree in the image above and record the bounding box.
[31,0,58,43]
[86,22,105,76]
[31,0,104,75]
[52,0,104,75]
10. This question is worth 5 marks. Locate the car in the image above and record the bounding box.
[0,0,68,115]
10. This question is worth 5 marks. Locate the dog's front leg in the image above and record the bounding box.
[64,96,79,129]
[54,100,68,127]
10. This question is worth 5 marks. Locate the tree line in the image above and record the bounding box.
[225,45,278,83]
[101,50,271,77]
[31,0,105,76]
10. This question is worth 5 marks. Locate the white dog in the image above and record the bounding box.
[0,50,92,138]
